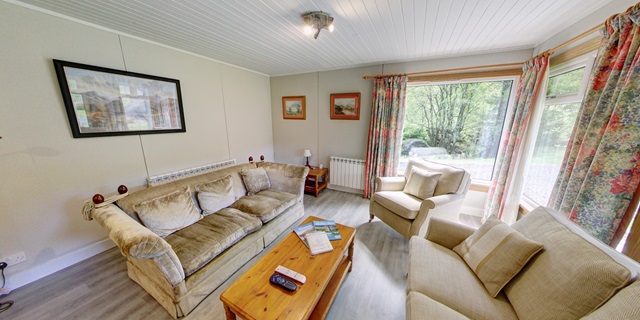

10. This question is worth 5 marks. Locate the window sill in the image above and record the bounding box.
[469,181,490,192]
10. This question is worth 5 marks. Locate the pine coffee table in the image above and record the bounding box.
[220,216,355,320]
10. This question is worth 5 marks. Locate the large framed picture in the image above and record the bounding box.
[282,96,306,120]
[53,59,186,138]
[330,92,360,120]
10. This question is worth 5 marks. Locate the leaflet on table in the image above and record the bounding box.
[293,222,315,247]
[305,232,333,255]
[312,220,342,240]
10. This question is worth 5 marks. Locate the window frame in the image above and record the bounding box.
[520,52,596,208]
[401,75,519,183]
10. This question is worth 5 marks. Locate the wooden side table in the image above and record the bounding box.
[305,167,328,197]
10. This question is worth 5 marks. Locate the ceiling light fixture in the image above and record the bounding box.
[302,11,335,39]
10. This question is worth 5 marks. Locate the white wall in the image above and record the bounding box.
[534,0,639,55]
[0,1,272,289]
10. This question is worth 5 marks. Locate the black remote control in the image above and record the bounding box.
[269,273,297,291]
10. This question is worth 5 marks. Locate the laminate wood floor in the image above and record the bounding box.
[1,190,480,320]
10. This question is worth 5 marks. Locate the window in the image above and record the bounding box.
[522,54,595,206]
[401,78,515,181]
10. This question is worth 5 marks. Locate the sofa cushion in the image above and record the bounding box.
[504,207,633,320]
[408,236,518,320]
[195,175,236,215]
[582,281,640,320]
[372,191,421,220]
[230,192,293,223]
[453,215,543,297]
[240,167,271,195]
[406,291,470,320]
[403,167,441,200]
[134,186,202,237]
[165,208,262,277]
[256,189,297,204]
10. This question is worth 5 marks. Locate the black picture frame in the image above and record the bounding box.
[53,59,186,138]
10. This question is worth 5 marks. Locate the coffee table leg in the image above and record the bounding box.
[224,303,236,320]
[348,239,354,272]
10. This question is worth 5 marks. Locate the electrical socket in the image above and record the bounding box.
[1,252,26,267]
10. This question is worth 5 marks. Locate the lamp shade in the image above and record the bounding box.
[303,149,312,157]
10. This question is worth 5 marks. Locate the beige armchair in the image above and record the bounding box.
[369,159,471,238]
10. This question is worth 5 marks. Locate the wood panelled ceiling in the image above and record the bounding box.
[13,0,612,76]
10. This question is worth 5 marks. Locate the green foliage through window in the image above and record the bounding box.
[402,80,513,180]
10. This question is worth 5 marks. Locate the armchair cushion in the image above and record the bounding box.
[403,167,442,200]
[134,186,202,237]
[453,215,544,297]
[405,159,467,196]
[372,191,421,219]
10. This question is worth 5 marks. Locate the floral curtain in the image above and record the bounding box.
[484,55,549,224]
[549,6,640,246]
[363,75,408,199]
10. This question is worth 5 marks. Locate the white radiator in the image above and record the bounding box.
[329,156,365,190]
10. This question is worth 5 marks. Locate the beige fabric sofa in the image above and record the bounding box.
[407,207,640,320]
[369,159,471,238]
[90,162,309,318]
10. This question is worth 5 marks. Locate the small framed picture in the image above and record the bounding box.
[282,96,306,120]
[330,92,360,120]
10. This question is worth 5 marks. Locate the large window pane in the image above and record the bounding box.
[401,80,513,180]
[546,67,585,97]
[523,103,581,205]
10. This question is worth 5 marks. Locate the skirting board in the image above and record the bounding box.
[328,184,364,196]
[6,238,115,290]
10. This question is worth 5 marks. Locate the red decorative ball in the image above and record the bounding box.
[248,156,254,162]
[260,155,265,161]
[117,185,128,194]
[92,194,105,204]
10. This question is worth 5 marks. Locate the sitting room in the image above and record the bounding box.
[1,0,640,319]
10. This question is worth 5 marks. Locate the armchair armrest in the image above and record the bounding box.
[375,176,406,192]
[410,193,470,238]
[425,217,476,250]
[92,204,185,284]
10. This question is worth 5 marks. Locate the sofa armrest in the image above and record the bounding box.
[376,176,406,192]
[425,217,476,250]
[92,204,185,283]
[257,162,310,198]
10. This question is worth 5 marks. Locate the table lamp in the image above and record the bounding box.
[303,149,312,169]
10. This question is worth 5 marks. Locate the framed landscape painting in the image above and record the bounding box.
[282,96,306,120]
[53,59,186,138]
[330,92,360,120]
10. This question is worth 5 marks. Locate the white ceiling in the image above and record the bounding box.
[14,0,612,76]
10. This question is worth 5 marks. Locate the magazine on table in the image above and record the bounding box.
[312,219,342,240]
[293,222,315,247]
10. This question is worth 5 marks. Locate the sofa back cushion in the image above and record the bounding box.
[581,281,640,320]
[504,207,634,320]
[240,167,271,195]
[117,163,256,221]
[403,167,442,200]
[134,186,202,237]
[195,175,236,215]
[404,159,468,196]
